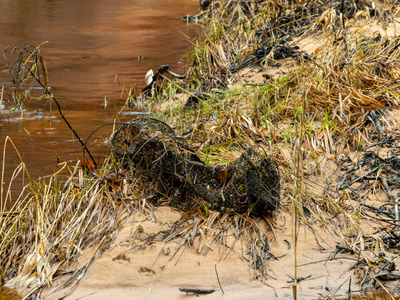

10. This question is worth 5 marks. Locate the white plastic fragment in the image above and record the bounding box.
[145,69,154,85]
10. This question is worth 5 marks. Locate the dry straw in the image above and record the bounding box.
[3,0,400,298]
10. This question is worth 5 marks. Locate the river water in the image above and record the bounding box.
[0,0,200,205]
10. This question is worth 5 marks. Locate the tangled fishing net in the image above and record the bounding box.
[110,117,280,216]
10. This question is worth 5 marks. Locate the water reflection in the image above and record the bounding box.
[0,0,200,206]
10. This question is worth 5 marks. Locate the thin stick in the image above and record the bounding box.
[29,63,98,169]
[45,87,98,169]
[150,246,164,269]
[215,264,224,294]
[395,194,399,231]
[174,245,186,266]
[347,276,351,300]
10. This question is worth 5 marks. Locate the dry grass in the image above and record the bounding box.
[3,0,400,298]
[0,148,138,298]
[145,0,400,296]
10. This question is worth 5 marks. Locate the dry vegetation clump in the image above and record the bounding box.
[109,117,280,215]
[0,151,140,298]
[184,0,397,89]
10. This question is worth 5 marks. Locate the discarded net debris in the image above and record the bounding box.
[110,117,280,215]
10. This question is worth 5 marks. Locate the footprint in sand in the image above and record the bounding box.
[138,266,156,275]
[112,253,131,263]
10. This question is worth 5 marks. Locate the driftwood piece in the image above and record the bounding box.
[110,117,280,216]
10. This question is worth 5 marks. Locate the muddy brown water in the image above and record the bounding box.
[0,0,200,208]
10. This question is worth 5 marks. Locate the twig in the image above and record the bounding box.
[365,138,395,150]
[174,244,186,266]
[284,239,291,250]
[362,203,396,219]
[179,288,215,295]
[287,274,311,283]
[338,166,379,190]
[297,257,358,267]
[215,264,224,294]
[396,193,400,231]
[369,110,385,140]
[150,246,165,269]
[29,67,98,170]
[348,276,352,298]
[375,257,396,276]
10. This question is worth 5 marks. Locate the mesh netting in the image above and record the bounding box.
[110,117,280,215]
